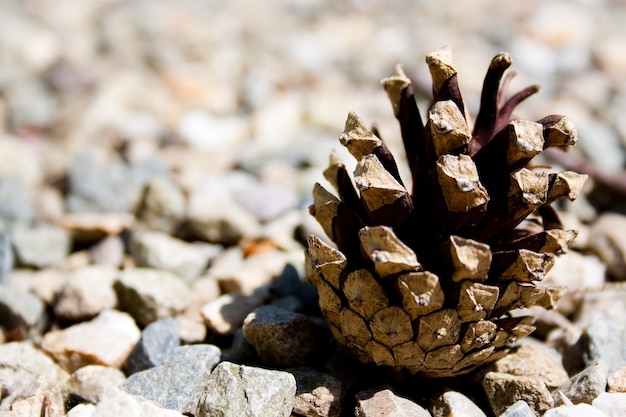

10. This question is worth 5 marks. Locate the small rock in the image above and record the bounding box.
[575,288,626,327]
[489,344,569,389]
[89,235,125,268]
[482,372,553,416]
[9,394,63,417]
[10,268,64,305]
[174,314,207,344]
[543,403,610,417]
[201,293,265,336]
[0,342,64,410]
[60,212,133,244]
[588,213,626,280]
[121,344,221,414]
[53,266,118,321]
[592,392,626,417]
[430,389,487,417]
[498,400,536,417]
[114,268,192,326]
[607,365,626,392]
[0,231,13,285]
[129,231,213,282]
[584,318,626,373]
[197,361,296,417]
[242,305,328,367]
[89,387,143,417]
[67,403,96,417]
[41,310,141,372]
[11,225,71,268]
[289,367,348,417]
[65,365,127,403]
[553,360,608,406]
[0,286,44,334]
[354,386,430,417]
[184,189,259,246]
[126,316,180,375]
[0,178,35,229]
[135,177,185,234]
[232,179,299,222]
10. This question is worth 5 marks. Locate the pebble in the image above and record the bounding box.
[114,268,192,327]
[53,266,118,321]
[583,318,626,373]
[125,316,180,375]
[242,305,329,367]
[0,231,13,285]
[89,387,185,417]
[89,235,125,268]
[60,212,134,244]
[498,400,536,417]
[11,225,71,268]
[607,366,626,392]
[553,360,608,406]
[232,179,300,222]
[354,386,431,417]
[588,213,626,280]
[0,178,35,229]
[289,367,348,417]
[67,403,96,417]
[201,293,265,336]
[64,365,127,403]
[482,372,553,416]
[543,403,609,417]
[41,310,141,372]
[129,231,215,282]
[121,344,221,414]
[429,389,486,417]
[135,177,186,234]
[8,394,63,417]
[489,344,569,390]
[197,361,296,417]
[0,286,45,335]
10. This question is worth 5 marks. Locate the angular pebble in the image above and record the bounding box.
[430,389,487,417]
[60,212,133,244]
[482,372,553,416]
[201,293,265,336]
[89,235,125,268]
[354,386,430,417]
[584,318,626,372]
[41,310,140,372]
[54,266,118,321]
[135,177,186,234]
[114,268,192,326]
[592,392,626,417]
[553,360,608,406]
[197,361,296,417]
[121,344,221,414]
[242,305,328,367]
[11,225,71,268]
[289,367,348,417]
[608,365,626,392]
[126,316,180,375]
[498,400,536,417]
[543,403,609,417]
[0,286,44,334]
[490,344,569,389]
[588,213,626,280]
[67,403,96,417]
[65,365,127,403]
[129,231,212,281]
[90,387,185,417]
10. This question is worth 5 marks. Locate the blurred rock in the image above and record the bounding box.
[126,316,180,375]
[429,389,487,417]
[592,392,626,417]
[54,266,118,322]
[0,286,44,335]
[232,179,299,222]
[0,177,35,230]
[607,365,626,393]
[201,293,265,336]
[498,400,536,417]
[114,268,192,326]
[354,386,430,417]
[65,365,127,404]
[135,177,185,234]
[60,212,133,244]
[242,305,328,367]
[482,372,553,416]
[588,213,626,280]
[197,361,296,417]
[584,318,626,373]
[289,367,348,417]
[0,231,14,285]
[11,225,70,268]
[41,310,141,372]
[89,235,125,267]
[552,360,608,406]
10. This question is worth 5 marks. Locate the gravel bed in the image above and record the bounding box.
[2,1,626,416]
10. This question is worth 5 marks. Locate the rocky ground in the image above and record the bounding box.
[2,0,626,416]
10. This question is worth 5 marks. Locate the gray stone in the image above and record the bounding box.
[0,178,35,229]
[498,400,535,417]
[11,225,71,268]
[129,231,213,282]
[607,365,626,392]
[89,235,125,268]
[575,289,626,328]
[354,386,430,417]
[543,403,610,417]
[289,367,348,417]
[53,266,118,321]
[41,310,141,373]
[114,268,192,326]
[0,232,13,286]
[430,390,487,417]
[0,342,63,410]
[126,316,180,375]
[0,286,44,333]
[482,372,553,416]
[588,213,626,280]
[135,177,186,234]
[65,365,127,403]
[584,319,626,373]
[197,361,296,417]
[592,392,626,417]
[90,388,142,417]
[121,344,221,414]
[232,180,299,222]
[553,360,608,406]
[67,403,96,417]
[489,344,569,389]
[242,305,328,367]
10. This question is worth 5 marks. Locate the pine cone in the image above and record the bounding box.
[306,48,587,378]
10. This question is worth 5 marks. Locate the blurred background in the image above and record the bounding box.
[1,0,626,232]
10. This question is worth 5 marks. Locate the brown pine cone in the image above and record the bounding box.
[306,47,587,378]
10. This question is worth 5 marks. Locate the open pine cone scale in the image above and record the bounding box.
[306,47,587,377]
